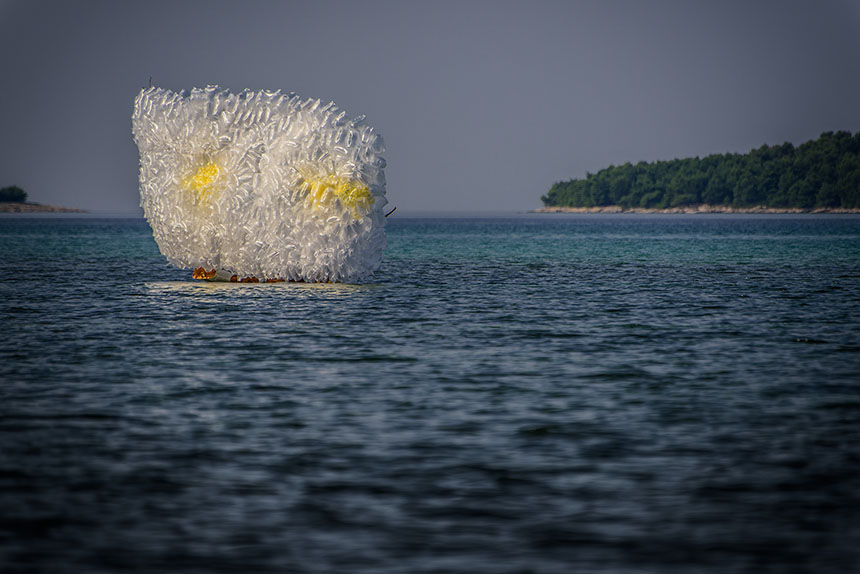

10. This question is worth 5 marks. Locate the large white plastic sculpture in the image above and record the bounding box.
[132,86,387,283]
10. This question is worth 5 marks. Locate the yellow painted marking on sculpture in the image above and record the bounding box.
[302,174,374,218]
[184,161,220,202]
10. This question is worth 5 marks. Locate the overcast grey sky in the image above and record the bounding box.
[1,0,859,213]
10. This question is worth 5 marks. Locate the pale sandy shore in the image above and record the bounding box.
[533,204,860,214]
[0,202,86,213]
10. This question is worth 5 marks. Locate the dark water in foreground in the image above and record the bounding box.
[1,214,859,573]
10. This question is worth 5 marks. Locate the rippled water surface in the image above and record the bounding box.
[2,214,859,573]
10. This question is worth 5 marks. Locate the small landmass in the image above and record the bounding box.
[533,205,860,214]
[541,131,860,212]
[0,185,86,213]
[0,202,87,213]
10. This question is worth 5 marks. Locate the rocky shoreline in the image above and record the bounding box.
[534,204,860,214]
[0,202,86,213]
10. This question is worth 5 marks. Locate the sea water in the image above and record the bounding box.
[1,214,859,573]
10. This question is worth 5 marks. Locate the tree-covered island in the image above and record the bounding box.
[541,131,860,211]
[0,186,85,213]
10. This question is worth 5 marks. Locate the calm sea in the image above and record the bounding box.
[1,214,859,573]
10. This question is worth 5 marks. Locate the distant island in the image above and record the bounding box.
[540,131,860,213]
[0,185,85,213]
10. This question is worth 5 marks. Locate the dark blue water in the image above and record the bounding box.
[2,214,859,573]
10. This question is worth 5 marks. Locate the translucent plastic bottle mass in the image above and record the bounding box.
[132,85,387,283]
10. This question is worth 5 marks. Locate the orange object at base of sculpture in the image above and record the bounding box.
[192,267,217,280]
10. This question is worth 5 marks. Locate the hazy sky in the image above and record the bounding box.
[2,0,859,213]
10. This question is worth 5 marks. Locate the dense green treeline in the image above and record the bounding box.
[0,186,27,203]
[542,131,860,209]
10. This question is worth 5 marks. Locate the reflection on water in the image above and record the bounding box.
[142,280,377,298]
